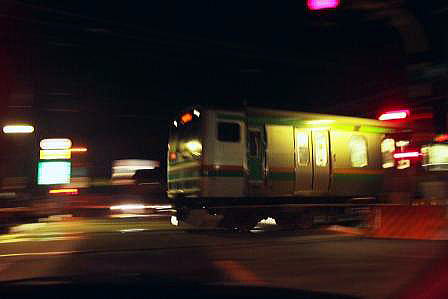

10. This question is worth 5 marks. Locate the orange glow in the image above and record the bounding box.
[169,152,177,160]
[49,188,79,195]
[393,152,420,159]
[70,147,87,152]
[378,110,409,121]
[435,134,448,142]
[181,113,193,124]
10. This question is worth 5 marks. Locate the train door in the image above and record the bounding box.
[312,129,331,192]
[294,129,313,191]
[247,127,266,195]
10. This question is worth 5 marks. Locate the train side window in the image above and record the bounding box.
[217,122,240,142]
[315,132,328,167]
[296,131,310,166]
[248,131,260,157]
[381,138,395,168]
[350,135,368,167]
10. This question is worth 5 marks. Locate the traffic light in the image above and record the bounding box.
[307,0,340,11]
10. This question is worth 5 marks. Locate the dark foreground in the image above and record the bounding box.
[0,215,446,298]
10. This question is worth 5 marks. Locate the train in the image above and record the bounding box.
[167,107,403,230]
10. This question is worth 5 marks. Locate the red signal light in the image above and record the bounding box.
[393,152,420,159]
[307,0,340,10]
[378,110,410,121]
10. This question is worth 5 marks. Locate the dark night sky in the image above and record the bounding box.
[0,0,446,177]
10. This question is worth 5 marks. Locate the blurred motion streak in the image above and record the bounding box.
[2,125,34,134]
[368,206,448,240]
[49,188,79,195]
[393,151,421,159]
[70,147,87,152]
[378,110,410,121]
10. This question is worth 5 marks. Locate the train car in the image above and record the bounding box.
[167,107,402,230]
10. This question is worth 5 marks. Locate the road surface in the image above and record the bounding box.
[0,215,446,298]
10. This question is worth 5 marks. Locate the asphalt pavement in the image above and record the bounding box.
[0,215,447,298]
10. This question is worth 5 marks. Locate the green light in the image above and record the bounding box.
[37,161,71,185]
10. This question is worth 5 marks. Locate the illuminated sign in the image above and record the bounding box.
[378,110,409,121]
[40,138,72,150]
[181,113,193,124]
[37,161,71,185]
[40,149,71,160]
[3,125,34,134]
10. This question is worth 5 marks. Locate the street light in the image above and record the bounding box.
[3,124,34,134]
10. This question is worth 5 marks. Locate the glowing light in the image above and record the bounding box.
[49,188,78,195]
[307,0,340,10]
[173,120,178,127]
[397,159,410,170]
[259,217,277,225]
[40,138,72,150]
[37,161,71,185]
[435,134,448,142]
[169,152,177,160]
[378,110,409,121]
[193,109,200,117]
[185,140,202,156]
[110,204,145,211]
[70,147,87,152]
[171,216,179,226]
[3,125,34,134]
[40,149,71,160]
[304,119,334,125]
[181,113,193,124]
[393,152,421,159]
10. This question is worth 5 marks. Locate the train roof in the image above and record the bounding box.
[245,107,403,129]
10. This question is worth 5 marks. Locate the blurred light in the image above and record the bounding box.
[193,109,200,117]
[169,152,177,161]
[396,140,410,147]
[181,113,193,124]
[304,119,334,125]
[435,134,448,142]
[110,204,145,211]
[378,110,409,121]
[70,147,87,152]
[119,228,146,233]
[40,138,72,150]
[37,161,71,185]
[49,188,78,195]
[185,140,202,156]
[259,217,277,225]
[173,120,178,127]
[171,216,179,226]
[393,152,420,159]
[3,125,34,134]
[40,149,71,160]
[307,0,340,10]
[112,159,159,178]
[397,159,411,169]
